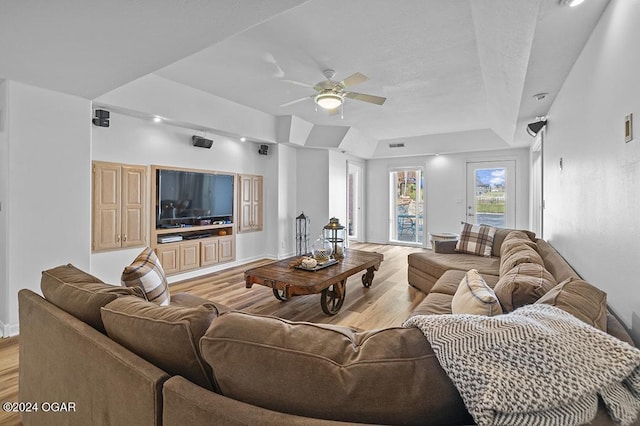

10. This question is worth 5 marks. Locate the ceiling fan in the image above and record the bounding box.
[280,69,386,113]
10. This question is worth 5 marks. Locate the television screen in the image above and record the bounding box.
[157,169,233,225]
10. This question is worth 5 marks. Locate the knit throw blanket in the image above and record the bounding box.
[403,304,640,426]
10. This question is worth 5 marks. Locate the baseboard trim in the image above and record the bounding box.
[1,320,19,338]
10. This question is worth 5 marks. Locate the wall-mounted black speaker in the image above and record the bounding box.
[258,144,268,155]
[527,120,547,137]
[92,109,110,127]
[192,135,213,149]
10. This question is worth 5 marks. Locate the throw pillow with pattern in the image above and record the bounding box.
[121,247,170,306]
[455,222,496,257]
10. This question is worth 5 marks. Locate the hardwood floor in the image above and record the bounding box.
[0,336,20,426]
[0,242,425,425]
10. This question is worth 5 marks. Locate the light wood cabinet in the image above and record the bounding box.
[179,241,200,272]
[156,245,179,275]
[238,174,263,233]
[93,161,147,252]
[218,236,235,262]
[201,239,219,267]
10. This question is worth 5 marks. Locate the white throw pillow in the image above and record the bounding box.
[451,269,502,316]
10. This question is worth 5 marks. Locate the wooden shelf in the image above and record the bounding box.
[155,223,233,235]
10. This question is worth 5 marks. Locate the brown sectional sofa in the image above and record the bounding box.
[18,230,638,426]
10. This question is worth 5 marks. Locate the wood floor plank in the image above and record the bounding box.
[0,243,424,425]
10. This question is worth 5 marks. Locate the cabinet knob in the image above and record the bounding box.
[116,234,121,242]
[123,234,127,242]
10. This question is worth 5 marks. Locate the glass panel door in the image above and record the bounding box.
[390,168,424,244]
[466,161,515,228]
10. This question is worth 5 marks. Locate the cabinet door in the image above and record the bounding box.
[238,174,263,233]
[156,245,179,275]
[122,166,146,248]
[219,236,235,262]
[180,241,200,272]
[201,239,219,267]
[93,163,121,251]
[238,175,253,233]
[251,176,263,231]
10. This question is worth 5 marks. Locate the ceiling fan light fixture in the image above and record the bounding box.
[315,93,344,110]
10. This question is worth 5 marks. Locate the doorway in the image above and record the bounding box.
[389,168,424,245]
[347,161,363,242]
[466,161,515,228]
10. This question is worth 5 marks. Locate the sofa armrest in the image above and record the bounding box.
[19,289,169,426]
[162,376,360,426]
[433,240,457,254]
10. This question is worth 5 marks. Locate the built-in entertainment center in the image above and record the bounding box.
[150,165,236,274]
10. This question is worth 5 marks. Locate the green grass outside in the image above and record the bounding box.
[476,192,505,214]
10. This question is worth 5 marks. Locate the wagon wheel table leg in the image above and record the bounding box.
[321,280,345,315]
[272,288,288,301]
[361,267,376,288]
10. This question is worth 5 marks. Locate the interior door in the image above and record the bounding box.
[347,161,363,242]
[466,161,515,228]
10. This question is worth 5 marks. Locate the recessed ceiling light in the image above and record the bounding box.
[153,116,162,123]
[240,137,247,142]
[562,0,585,7]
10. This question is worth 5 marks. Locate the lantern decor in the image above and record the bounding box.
[295,212,311,255]
[323,217,346,259]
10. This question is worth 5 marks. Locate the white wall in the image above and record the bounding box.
[366,148,530,244]
[0,80,8,332]
[277,144,298,258]
[544,0,640,343]
[1,82,91,335]
[296,149,330,239]
[91,112,279,283]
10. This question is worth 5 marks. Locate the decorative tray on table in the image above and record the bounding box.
[295,258,338,272]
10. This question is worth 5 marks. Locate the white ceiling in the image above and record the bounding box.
[0,0,610,156]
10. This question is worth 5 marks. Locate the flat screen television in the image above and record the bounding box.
[156,169,234,226]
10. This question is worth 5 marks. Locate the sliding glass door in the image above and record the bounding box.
[389,168,424,245]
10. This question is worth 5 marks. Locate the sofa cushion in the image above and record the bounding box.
[412,292,455,316]
[491,227,536,257]
[535,277,608,331]
[41,264,145,333]
[494,263,557,312]
[431,270,500,296]
[499,237,544,276]
[536,239,581,283]
[499,231,538,255]
[201,312,470,425]
[452,270,502,316]
[455,222,496,257]
[408,251,501,283]
[121,247,170,306]
[101,296,224,391]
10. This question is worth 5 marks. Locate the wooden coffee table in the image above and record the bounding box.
[244,249,384,315]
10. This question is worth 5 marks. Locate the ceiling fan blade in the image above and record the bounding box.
[280,96,312,107]
[340,72,369,87]
[281,79,315,88]
[344,91,386,105]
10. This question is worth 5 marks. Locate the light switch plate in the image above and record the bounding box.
[625,113,633,143]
